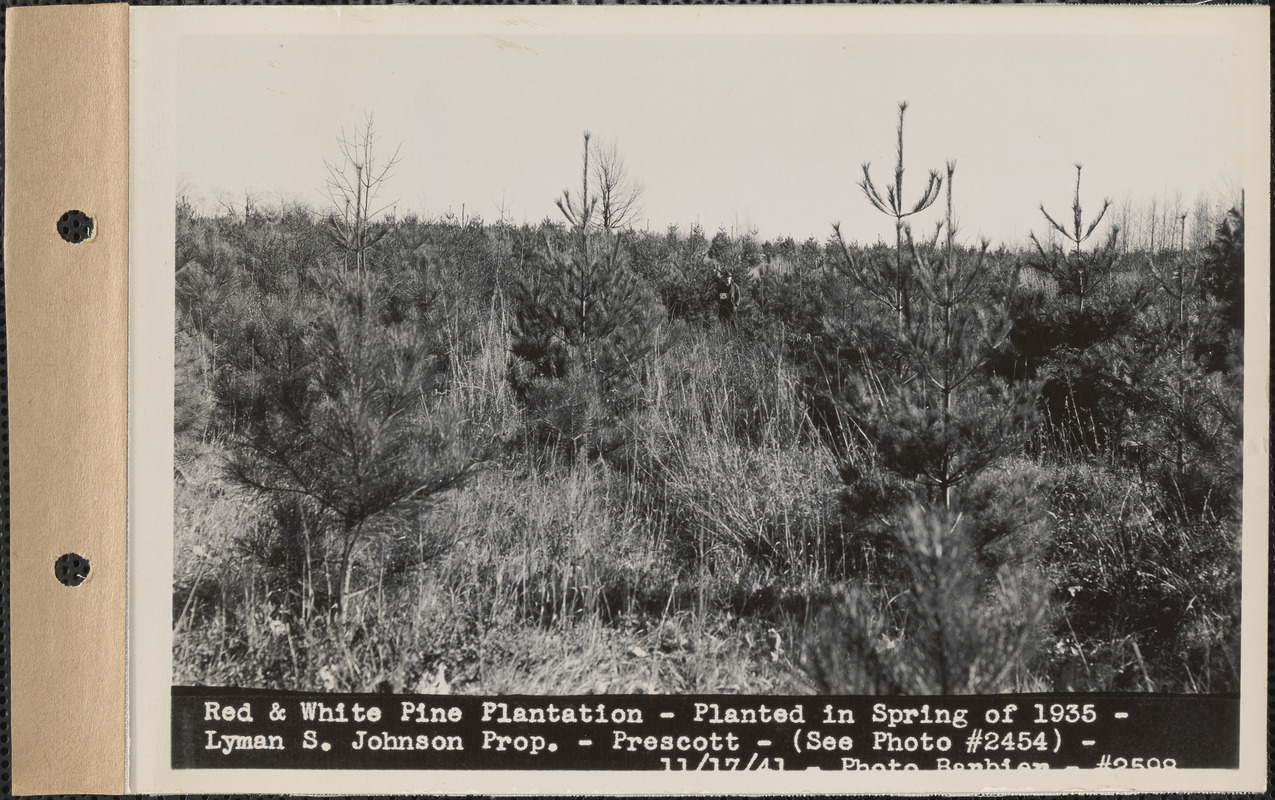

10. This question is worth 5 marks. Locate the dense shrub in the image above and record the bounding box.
[508,230,663,463]
[1043,463,1239,691]
[214,266,474,622]
[806,503,1053,695]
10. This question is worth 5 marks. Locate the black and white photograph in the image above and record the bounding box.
[126,5,1269,792]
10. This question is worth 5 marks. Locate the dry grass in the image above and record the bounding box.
[174,298,1239,696]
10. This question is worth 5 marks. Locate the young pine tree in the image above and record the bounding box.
[1131,202,1243,517]
[1014,165,1143,458]
[1200,202,1244,340]
[509,132,661,462]
[810,164,1050,697]
[808,503,1053,695]
[834,101,943,344]
[844,163,1037,510]
[217,266,474,624]
[216,126,472,625]
[1028,164,1120,315]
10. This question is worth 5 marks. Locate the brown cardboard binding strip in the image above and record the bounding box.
[4,3,129,794]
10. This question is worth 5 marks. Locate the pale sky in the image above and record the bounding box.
[176,25,1251,246]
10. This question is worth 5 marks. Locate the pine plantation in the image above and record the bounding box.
[173,111,1244,696]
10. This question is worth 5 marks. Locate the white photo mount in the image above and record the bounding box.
[4,3,1270,795]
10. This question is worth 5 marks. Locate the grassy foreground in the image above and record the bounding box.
[174,308,1240,696]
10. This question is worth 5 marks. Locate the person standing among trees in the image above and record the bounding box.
[715,268,741,326]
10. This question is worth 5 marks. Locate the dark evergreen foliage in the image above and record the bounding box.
[215,268,474,618]
[508,229,662,462]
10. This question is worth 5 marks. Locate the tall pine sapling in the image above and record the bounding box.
[509,131,661,461]
[555,131,598,238]
[1028,164,1120,314]
[1201,201,1244,336]
[902,163,1036,508]
[834,102,942,343]
[217,128,472,626]
[868,162,1037,509]
[812,161,1049,696]
[219,267,473,625]
[1016,164,1139,458]
[1135,201,1243,515]
[1144,213,1199,481]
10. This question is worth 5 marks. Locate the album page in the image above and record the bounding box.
[128,5,1270,794]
